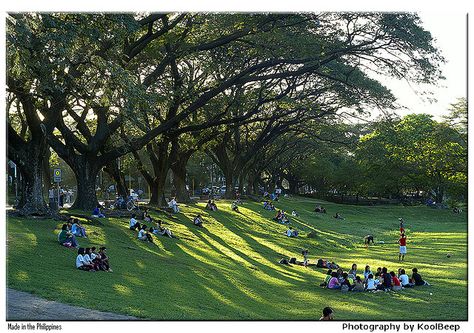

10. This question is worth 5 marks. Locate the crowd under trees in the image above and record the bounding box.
[7,13,466,216]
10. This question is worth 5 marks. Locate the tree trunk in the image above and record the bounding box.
[172,167,190,203]
[148,175,168,207]
[104,159,128,199]
[17,158,50,215]
[8,137,50,215]
[71,158,100,211]
[224,170,235,199]
[170,146,194,203]
[288,179,299,194]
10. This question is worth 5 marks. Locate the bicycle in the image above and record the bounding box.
[126,198,140,211]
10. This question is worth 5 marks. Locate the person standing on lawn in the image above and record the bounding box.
[399,233,407,261]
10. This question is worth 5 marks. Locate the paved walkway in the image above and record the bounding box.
[7,288,137,321]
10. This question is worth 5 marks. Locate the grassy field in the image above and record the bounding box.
[6,196,467,320]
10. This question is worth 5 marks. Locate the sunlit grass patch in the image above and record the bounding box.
[6,196,467,320]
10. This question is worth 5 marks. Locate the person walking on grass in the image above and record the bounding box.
[399,233,407,261]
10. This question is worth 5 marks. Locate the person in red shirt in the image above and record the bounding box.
[390,271,402,291]
[399,233,407,261]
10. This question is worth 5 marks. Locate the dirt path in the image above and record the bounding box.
[7,288,137,320]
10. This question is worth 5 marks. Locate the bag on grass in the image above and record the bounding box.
[279,258,289,265]
[289,257,297,264]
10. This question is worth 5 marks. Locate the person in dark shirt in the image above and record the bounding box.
[412,268,430,286]
[382,267,393,290]
[341,272,353,291]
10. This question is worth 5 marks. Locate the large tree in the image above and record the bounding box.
[8,13,445,211]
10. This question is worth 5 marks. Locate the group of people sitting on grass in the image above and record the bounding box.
[314,205,327,214]
[321,263,430,292]
[58,218,90,248]
[205,200,218,211]
[273,210,290,224]
[286,226,299,237]
[75,246,112,272]
[263,200,276,210]
[129,212,174,243]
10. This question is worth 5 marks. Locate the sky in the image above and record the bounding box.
[385,12,467,119]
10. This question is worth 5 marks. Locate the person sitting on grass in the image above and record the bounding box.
[281,211,290,224]
[348,263,358,280]
[327,272,341,290]
[151,220,174,238]
[273,210,283,222]
[291,210,298,217]
[129,214,140,231]
[210,200,218,211]
[286,226,299,237]
[364,235,374,248]
[363,265,373,281]
[83,248,100,271]
[398,269,413,288]
[341,272,353,291]
[90,246,100,263]
[58,224,79,248]
[320,269,333,287]
[143,209,153,223]
[314,205,327,213]
[333,212,344,220]
[193,214,204,227]
[76,248,95,272]
[71,219,87,238]
[168,197,180,213]
[92,205,105,218]
[138,225,153,243]
[379,267,392,291]
[319,307,334,320]
[302,249,309,267]
[98,246,112,272]
[390,271,402,291]
[352,276,365,292]
[365,274,377,291]
[412,268,430,286]
[231,201,240,212]
[206,200,217,211]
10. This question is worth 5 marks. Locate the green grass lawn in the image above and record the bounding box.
[6,196,467,320]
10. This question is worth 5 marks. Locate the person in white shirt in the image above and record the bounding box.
[129,214,140,230]
[398,269,413,287]
[76,248,95,271]
[138,225,153,242]
[168,198,179,213]
[193,215,203,227]
[365,274,376,290]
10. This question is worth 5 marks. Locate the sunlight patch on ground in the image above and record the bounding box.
[113,283,132,296]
